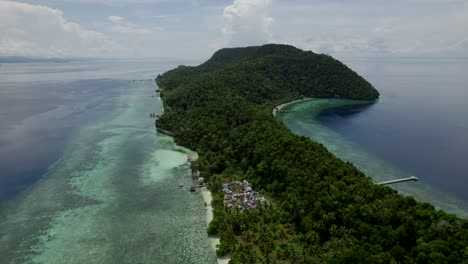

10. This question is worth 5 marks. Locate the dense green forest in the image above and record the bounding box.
[156,44,468,263]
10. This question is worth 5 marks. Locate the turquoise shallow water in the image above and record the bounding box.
[0,79,216,263]
[278,99,468,218]
[0,59,197,201]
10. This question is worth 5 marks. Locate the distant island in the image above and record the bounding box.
[156,44,467,263]
[0,56,71,63]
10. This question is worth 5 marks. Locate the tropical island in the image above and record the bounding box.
[156,44,468,263]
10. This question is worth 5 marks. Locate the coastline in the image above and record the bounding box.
[201,187,230,264]
[158,95,229,262]
[272,97,313,117]
[274,98,468,218]
[0,79,217,263]
[153,45,468,261]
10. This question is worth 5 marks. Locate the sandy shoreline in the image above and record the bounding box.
[273,97,313,117]
[200,187,214,228]
[158,96,229,263]
[201,187,230,264]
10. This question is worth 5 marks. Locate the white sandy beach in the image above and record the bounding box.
[160,96,229,263]
[273,97,313,116]
[201,187,230,264]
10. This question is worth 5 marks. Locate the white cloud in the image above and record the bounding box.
[106,15,156,34]
[304,37,385,54]
[269,1,468,56]
[0,0,121,57]
[50,0,170,4]
[448,37,468,52]
[108,15,123,23]
[2,0,466,58]
[371,6,468,54]
[110,24,153,34]
[222,0,274,46]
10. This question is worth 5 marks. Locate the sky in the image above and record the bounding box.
[0,0,467,59]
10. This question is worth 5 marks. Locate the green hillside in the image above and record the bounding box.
[155,44,467,263]
[157,44,379,101]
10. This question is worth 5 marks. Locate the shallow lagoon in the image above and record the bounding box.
[278,57,468,218]
[0,61,216,263]
[279,98,468,218]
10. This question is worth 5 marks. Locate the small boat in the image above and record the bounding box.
[190,185,196,192]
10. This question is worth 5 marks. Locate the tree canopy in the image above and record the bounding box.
[156,44,467,263]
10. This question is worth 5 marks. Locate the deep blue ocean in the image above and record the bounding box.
[324,57,468,201]
[278,57,468,217]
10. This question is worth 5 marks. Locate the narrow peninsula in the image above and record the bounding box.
[156,44,467,263]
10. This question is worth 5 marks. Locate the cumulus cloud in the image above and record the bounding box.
[0,1,120,57]
[223,0,274,46]
[108,15,124,23]
[448,37,468,52]
[372,6,468,54]
[300,36,386,54]
[110,24,152,34]
[50,0,170,4]
[271,1,468,56]
[2,0,466,58]
[107,15,155,34]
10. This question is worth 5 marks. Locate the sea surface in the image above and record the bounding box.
[279,57,468,218]
[0,59,217,263]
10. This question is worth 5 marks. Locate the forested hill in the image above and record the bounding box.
[157,44,379,101]
[156,44,467,263]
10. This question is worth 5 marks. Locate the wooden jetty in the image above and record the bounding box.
[377,176,418,185]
